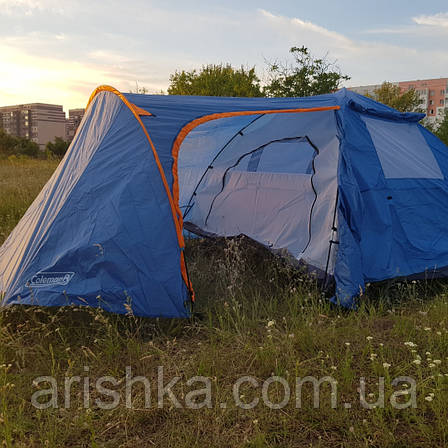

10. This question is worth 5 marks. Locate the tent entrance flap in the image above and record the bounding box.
[198,136,319,257]
[178,110,340,273]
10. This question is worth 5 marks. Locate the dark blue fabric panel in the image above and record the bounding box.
[247,149,263,172]
[334,97,448,307]
[124,91,341,188]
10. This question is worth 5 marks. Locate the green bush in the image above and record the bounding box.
[45,136,69,157]
[0,129,39,158]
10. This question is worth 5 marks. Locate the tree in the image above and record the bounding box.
[129,82,166,95]
[0,129,39,157]
[0,129,18,156]
[366,82,422,112]
[130,82,149,94]
[263,46,350,97]
[434,110,448,146]
[46,137,69,157]
[168,64,263,97]
[15,137,39,157]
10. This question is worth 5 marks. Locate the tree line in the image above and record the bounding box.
[166,46,447,145]
[167,46,350,98]
[0,129,41,158]
[0,131,69,159]
[2,45,447,156]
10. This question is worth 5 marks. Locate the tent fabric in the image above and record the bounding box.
[0,91,190,317]
[362,116,443,179]
[1,86,448,316]
[178,109,341,274]
[333,96,448,306]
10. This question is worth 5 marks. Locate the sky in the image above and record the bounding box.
[0,0,448,111]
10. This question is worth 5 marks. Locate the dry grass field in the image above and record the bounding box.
[1,158,448,447]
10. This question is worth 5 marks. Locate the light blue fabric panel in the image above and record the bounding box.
[178,115,256,212]
[362,115,443,179]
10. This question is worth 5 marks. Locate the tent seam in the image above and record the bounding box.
[86,85,194,301]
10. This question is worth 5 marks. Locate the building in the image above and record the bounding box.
[350,77,448,125]
[66,108,85,142]
[349,83,398,97]
[0,103,66,150]
[400,78,447,124]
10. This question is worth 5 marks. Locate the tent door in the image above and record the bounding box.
[192,136,319,257]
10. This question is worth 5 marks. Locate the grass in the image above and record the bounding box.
[1,158,448,447]
[0,157,59,245]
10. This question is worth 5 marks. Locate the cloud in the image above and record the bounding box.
[0,4,447,109]
[0,0,67,15]
[364,13,448,37]
[413,12,448,28]
[256,10,448,87]
[259,9,354,51]
[363,27,413,35]
[0,2,250,107]
[0,43,133,109]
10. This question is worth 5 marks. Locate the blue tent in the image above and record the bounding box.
[1,86,447,316]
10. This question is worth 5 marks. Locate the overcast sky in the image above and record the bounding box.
[1,0,448,110]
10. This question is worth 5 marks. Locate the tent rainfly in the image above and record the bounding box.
[1,86,448,317]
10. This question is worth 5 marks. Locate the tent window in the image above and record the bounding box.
[246,139,316,174]
[363,116,443,179]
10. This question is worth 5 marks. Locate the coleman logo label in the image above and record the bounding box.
[28,272,74,288]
